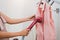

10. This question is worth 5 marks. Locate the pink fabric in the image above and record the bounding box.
[36,2,56,40]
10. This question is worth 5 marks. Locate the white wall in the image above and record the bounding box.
[0,0,60,40]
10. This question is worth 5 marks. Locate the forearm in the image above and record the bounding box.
[0,12,34,24]
[0,12,30,24]
[7,18,30,24]
[0,29,29,39]
[0,31,21,39]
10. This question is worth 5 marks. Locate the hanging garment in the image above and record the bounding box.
[36,2,56,40]
[22,2,56,40]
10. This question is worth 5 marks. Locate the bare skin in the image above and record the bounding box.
[0,12,35,39]
[0,29,30,39]
[0,12,34,24]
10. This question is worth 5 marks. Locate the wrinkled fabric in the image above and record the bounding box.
[35,2,56,40]
[0,15,9,40]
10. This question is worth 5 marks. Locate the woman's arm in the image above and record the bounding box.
[0,12,35,24]
[0,29,29,39]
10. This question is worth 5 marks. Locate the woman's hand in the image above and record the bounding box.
[19,29,30,36]
[27,15,35,21]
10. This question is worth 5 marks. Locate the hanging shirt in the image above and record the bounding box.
[36,1,56,40]
[0,14,9,40]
